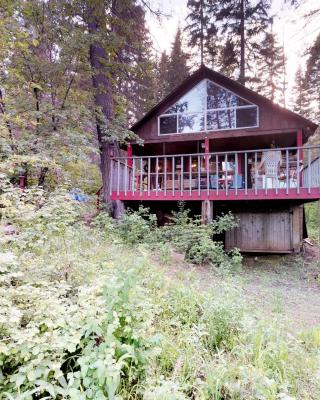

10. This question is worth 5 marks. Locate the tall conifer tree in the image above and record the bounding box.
[255,32,286,104]
[167,28,190,92]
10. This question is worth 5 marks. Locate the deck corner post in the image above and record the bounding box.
[113,200,125,220]
[201,200,213,225]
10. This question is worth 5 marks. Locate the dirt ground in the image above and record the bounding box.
[163,242,320,331]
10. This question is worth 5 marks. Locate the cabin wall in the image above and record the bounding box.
[225,205,303,253]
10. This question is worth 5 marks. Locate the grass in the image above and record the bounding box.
[1,195,320,399]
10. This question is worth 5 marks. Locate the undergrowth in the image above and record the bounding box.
[1,187,320,399]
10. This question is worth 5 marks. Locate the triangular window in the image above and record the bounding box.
[159,79,258,135]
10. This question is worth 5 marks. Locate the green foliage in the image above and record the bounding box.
[305,201,320,242]
[117,206,157,245]
[1,192,320,399]
[160,203,241,268]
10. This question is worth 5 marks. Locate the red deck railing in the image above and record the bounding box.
[108,145,320,202]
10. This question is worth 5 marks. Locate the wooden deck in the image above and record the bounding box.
[110,145,320,202]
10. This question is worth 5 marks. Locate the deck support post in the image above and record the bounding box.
[113,200,125,219]
[201,200,213,224]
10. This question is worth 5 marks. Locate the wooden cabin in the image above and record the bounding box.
[110,65,319,253]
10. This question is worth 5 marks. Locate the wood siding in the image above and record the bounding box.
[225,206,303,253]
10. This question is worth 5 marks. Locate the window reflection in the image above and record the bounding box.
[236,107,257,128]
[159,79,258,135]
[159,115,177,134]
[178,113,204,133]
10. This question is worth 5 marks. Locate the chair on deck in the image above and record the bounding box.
[229,174,243,189]
[209,175,220,189]
[260,150,282,189]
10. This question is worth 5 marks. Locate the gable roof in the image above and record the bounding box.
[131,64,318,133]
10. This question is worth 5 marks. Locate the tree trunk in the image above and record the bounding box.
[86,0,124,218]
[239,0,245,85]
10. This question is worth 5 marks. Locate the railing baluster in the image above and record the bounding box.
[245,152,248,195]
[172,156,175,196]
[124,158,128,196]
[132,158,135,194]
[207,154,210,195]
[308,148,311,194]
[286,149,289,195]
[296,149,300,194]
[181,156,184,196]
[156,157,159,197]
[189,155,192,196]
[198,155,201,196]
[147,157,151,196]
[225,153,228,196]
[254,152,258,195]
[216,154,219,196]
[117,159,120,196]
[140,158,143,196]
[235,153,238,196]
[110,158,114,196]
[164,157,167,197]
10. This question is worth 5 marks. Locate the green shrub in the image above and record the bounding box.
[117,206,157,245]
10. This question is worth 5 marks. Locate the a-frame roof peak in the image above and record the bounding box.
[131,64,318,133]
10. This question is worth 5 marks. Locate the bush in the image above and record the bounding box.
[117,206,157,245]
[161,203,241,268]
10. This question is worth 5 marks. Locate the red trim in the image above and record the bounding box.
[127,144,133,167]
[111,188,320,201]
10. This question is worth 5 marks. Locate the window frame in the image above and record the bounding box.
[157,79,259,136]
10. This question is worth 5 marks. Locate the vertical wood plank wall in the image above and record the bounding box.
[225,206,303,253]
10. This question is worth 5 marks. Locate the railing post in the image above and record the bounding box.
[140,158,143,196]
[110,158,114,196]
[127,143,133,167]
[216,154,219,196]
[225,153,228,196]
[124,158,128,196]
[244,152,248,195]
[197,155,201,196]
[206,154,210,196]
[308,148,311,194]
[172,156,175,196]
[296,148,300,195]
[286,149,289,195]
[235,153,238,196]
[156,157,159,197]
[180,156,184,196]
[147,157,151,196]
[117,159,120,196]
[189,155,192,196]
[254,152,258,195]
[164,157,167,197]
[132,158,135,194]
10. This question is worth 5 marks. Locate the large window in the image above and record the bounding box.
[158,79,258,135]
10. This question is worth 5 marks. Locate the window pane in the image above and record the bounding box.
[207,80,250,109]
[159,115,177,134]
[178,113,204,133]
[236,107,257,128]
[207,109,235,130]
[165,80,206,114]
